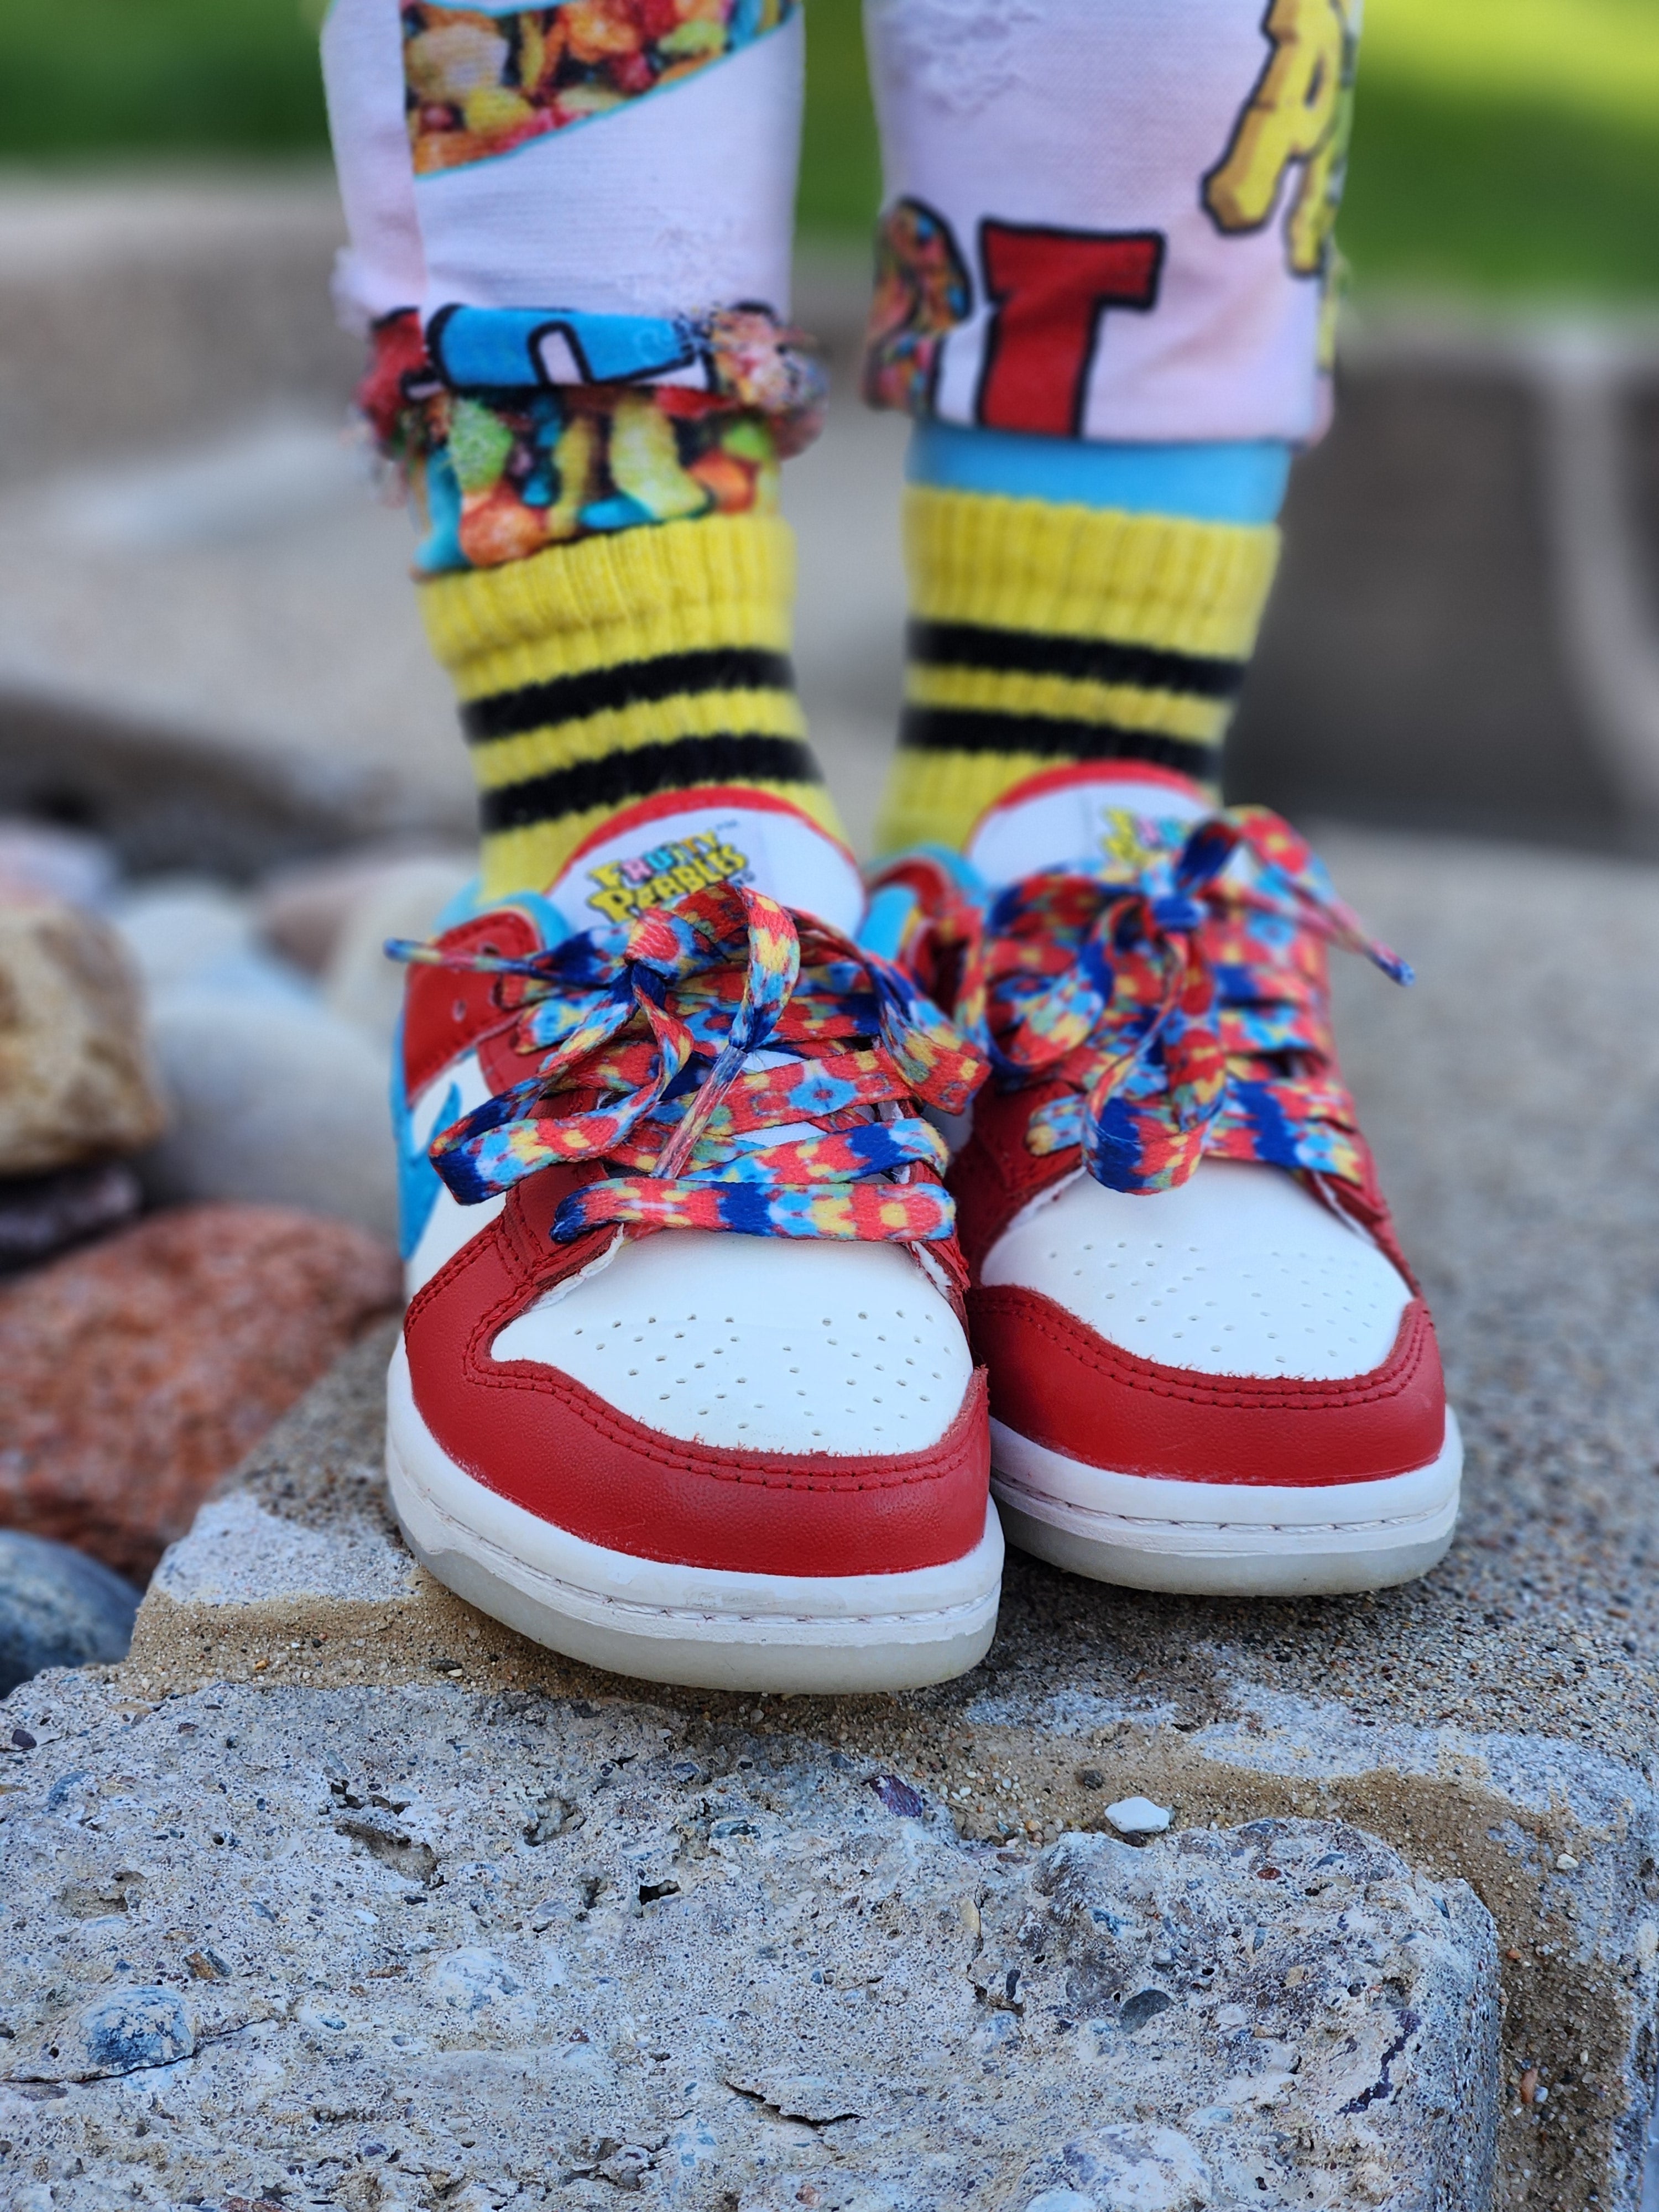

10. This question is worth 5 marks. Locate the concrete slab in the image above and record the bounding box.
[108,827,1659,2210]
[0,1671,1498,2212]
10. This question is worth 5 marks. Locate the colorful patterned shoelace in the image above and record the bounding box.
[391,881,984,1250]
[874,808,1409,1198]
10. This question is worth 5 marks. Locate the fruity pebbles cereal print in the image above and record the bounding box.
[404,0,800,175]
[862,197,973,420]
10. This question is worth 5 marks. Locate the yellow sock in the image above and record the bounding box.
[875,486,1281,855]
[419,512,843,899]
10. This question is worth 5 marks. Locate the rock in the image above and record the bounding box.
[139,985,400,1240]
[0,1673,1499,2210]
[0,1204,399,1581]
[0,817,117,910]
[108,874,258,993]
[0,899,166,1175]
[319,851,476,1048]
[0,1157,141,1270]
[0,1528,140,1695]
[1105,1794,1173,1837]
[60,1986,193,2079]
[258,842,473,977]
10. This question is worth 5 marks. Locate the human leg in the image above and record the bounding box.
[320,0,1000,1685]
[860,0,1459,1593]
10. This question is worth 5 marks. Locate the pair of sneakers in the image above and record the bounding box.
[385,765,1460,1692]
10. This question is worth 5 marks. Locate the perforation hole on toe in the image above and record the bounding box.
[490,1230,972,1454]
[984,1161,1412,1382]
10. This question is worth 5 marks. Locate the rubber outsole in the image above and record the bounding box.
[385,1343,1004,1692]
[989,1411,1463,1597]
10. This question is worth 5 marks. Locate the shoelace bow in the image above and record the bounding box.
[883,807,1409,1197]
[392,880,985,1250]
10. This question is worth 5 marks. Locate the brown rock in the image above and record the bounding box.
[0,1204,400,1582]
[0,900,168,1175]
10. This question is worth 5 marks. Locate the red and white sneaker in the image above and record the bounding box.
[872,765,1460,1598]
[386,793,1001,1691]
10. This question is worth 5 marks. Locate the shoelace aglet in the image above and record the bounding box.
[385,936,551,979]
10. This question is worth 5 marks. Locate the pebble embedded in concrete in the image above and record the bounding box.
[1105,1794,1172,1837]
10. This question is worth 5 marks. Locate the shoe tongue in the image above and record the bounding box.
[965,764,1210,886]
[546,794,865,941]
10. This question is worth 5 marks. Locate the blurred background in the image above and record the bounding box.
[4,0,1659,1677]
[3,0,1659,866]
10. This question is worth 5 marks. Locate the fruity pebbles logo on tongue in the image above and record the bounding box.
[966,761,1211,886]
[583,827,749,926]
[549,790,865,940]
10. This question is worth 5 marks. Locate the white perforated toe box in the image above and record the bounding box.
[981,1159,1412,1381]
[491,1230,974,1455]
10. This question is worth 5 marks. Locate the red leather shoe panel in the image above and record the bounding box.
[950,1083,1076,1277]
[973,1284,1446,1486]
[402,909,539,1102]
[404,1182,992,1578]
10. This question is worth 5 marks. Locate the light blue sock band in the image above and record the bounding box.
[908,422,1292,526]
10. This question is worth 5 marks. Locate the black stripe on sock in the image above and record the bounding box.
[479,733,823,833]
[462,648,797,744]
[907,620,1245,702]
[898,706,1215,781]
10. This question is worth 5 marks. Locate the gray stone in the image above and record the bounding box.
[109,875,260,993]
[0,415,472,874]
[0,177,452,876]
[0,1670,1496,2210]
[0,818,116,909]
[139,984,399,1242]
[0,1530,140,1696]
[107,873,405,1235]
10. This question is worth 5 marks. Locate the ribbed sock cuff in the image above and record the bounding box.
[875,487,1280,854]
[421,514,842,898]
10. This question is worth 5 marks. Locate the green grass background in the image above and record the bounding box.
[2,0,1657,299]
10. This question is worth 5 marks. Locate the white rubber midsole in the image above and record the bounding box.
[990,1411,1462,1595]
[384,1341,1003,1691]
